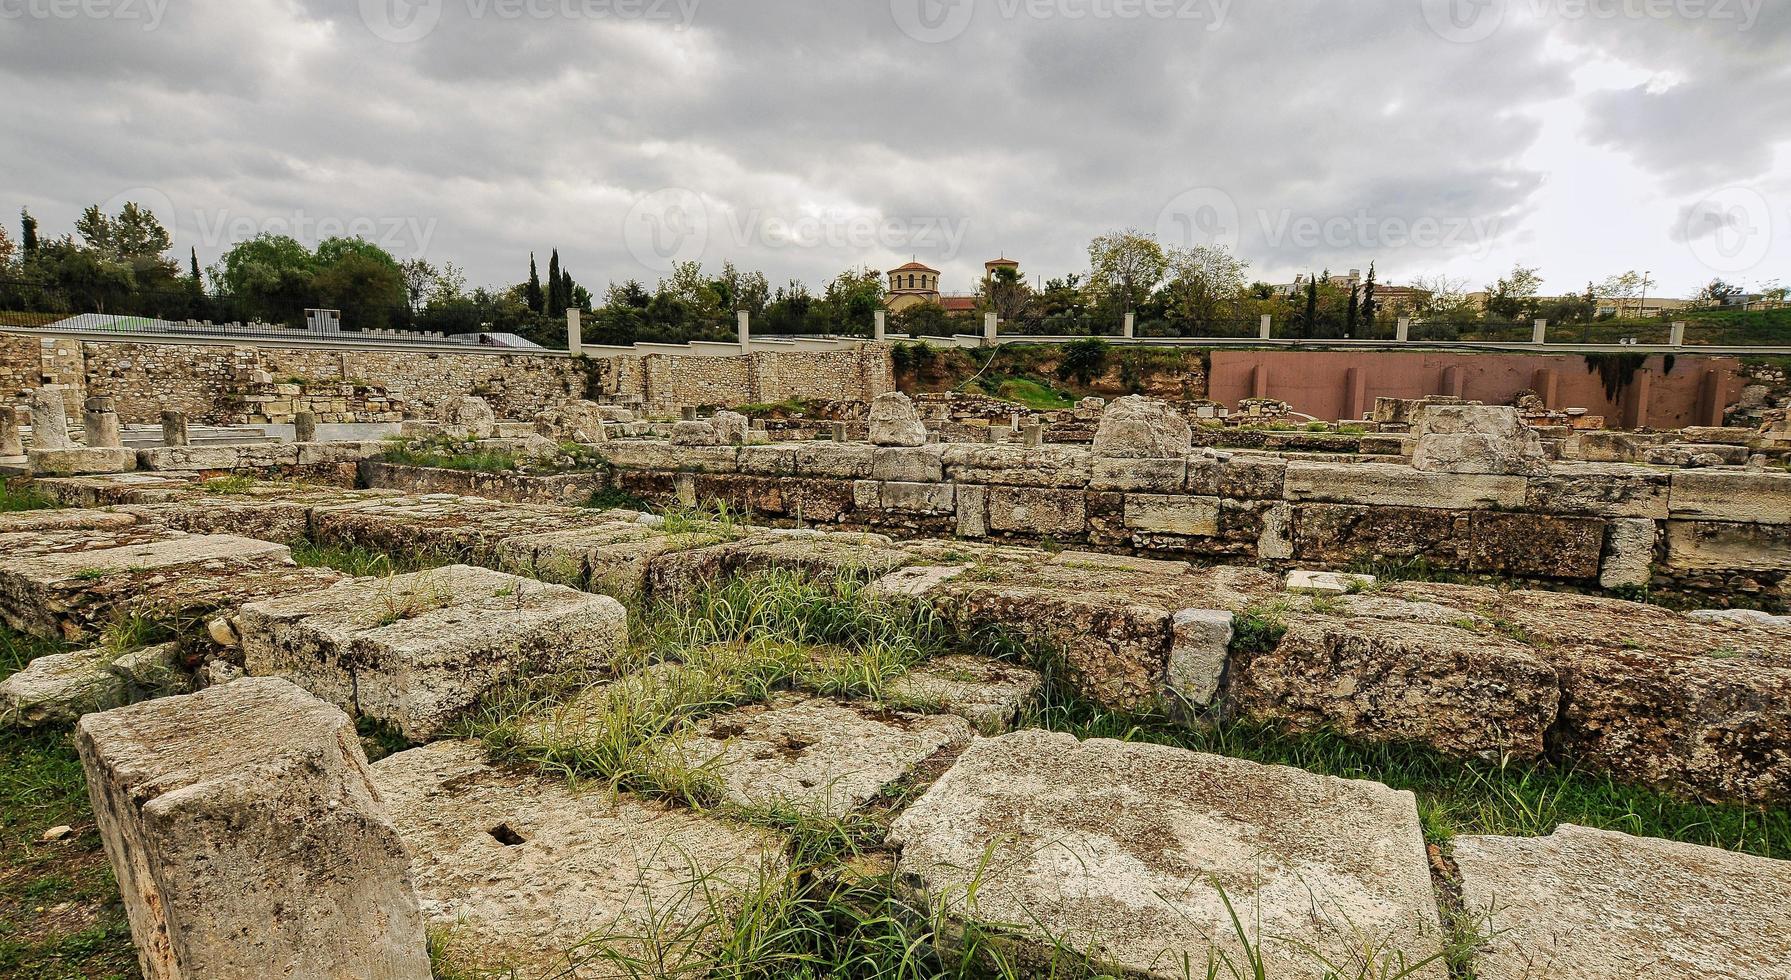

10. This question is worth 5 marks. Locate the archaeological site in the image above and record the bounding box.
[2,334,1788,980]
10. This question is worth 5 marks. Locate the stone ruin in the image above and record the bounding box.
[2,382,1790,979]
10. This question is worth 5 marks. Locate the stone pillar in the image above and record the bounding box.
[681,407,699,422]
[983,313,998,346]
[160,411,189,447]
[737,310,752,353]
[830,421,849,442]
[1440,366,1464,398]
[0,407,22,456]
[83,396,123,449]
[1259,314,1272,341]
[1250,363,1269,400]
[1670,321,1686,347]
[1343,367,1367,422]
[1697,368,1725,428]
[566,308,583,357]
[28,388,71,450]
[76,679,432,980]
[1532,319,1548,345]
[874,310,887,342]
[1022,424,1045,448]
[1396,317,1411,343]
[293,411,318,444]
[1123,312,1136,340]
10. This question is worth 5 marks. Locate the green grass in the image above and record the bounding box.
[0,627,137,979]
[0,484,56,514]
[199,475,258,495]
[288,539,458,577]
[982,377,1076,411]
[377,435,518,474]
[584,486,650,511]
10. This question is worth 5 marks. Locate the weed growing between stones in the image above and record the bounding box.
[200,475,259,495]
[0,483,55,514]
[378,438,519,473]
[288,540,457,577]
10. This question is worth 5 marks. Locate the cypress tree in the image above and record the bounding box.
[526,253,544,313]
[547,250,563,313]
[1346,287,1360,337]
[1361,262,1378,329]
[1303,275,1318,338]
[20,208,38,260]
[189,247,202,284]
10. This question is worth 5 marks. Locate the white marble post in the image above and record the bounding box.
[161,411,190,447]
[83,396,123,449]
[1259,314,1273,341]
[737,310,752,354]
[566,308,583,357]
[28,388,71,450]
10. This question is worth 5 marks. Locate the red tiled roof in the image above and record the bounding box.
[891,262,938,273]
[940,297,979,312]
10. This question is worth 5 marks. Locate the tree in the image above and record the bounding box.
[1360,262,1378,329]
[1410,274,1473,320]
[547,250,563,314]
[20,208,38,260]
[400,258,439,312]
[1087,229,1168,317]
[980,264,1031,323]
[1484,265,1543,321]
[1597,271,1644,318]
[0,224,14,271]
[525,253,544,314]
[822,267,886,333]
[189,247,203,286]
[1302,275,1318,338]
[1345,286,1360,336]
[1697,278,1743,306]
[1161,244,1248,330]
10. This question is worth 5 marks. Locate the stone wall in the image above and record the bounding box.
[0,334,896,425]
[378,439,1790,608]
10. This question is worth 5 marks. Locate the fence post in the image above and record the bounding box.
[983,313,998,347]
[1258,314,1272,341]
[737,310,752,354]
[1123,312,1136,340]
[1670,320,1686,347]
[1532,319,1548,345]
[566,308,582,357]
[873,310,887,343]
[1396,317,1411,343]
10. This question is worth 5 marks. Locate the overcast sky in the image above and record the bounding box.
[3,0,1786,300]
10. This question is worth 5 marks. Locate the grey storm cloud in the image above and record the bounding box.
[3,0,1787,295]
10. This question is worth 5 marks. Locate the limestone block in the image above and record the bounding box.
[1089,455,1187,492]
[372,740,787,977]
[1455,825,1791,980]
[137,445,243,471]
[955,483,988,538]
[1092,395,1193,459]
[868,391,928,447]
[1413,432,1549,475]
[1679,426,1758,446]
[1524,464,1670,518]
[1284,461,1527,509]
[1687,608,1791,629]
[794,441,877,479]
[869,445,945,483]
[1191,453,1288,499]
[1571,430,1644,462]
[1165,608,1233,715]
[533,400,610,444]
[667,695,972,817]
[28,446,137,476]
[75,678,431,980]
[1600,518,1656,589]
[295,439,388,465]
[237,565,628,739]
[885,655,1043,733]
[0,649,128,728]
[941,444,1091,488]
[27,387,72,449]
[881,481,955,514]
[711,410,750,445]
[1123,494,1221,537]
[441,395,498,439]
[1466,512,1606,580]
[986,486,1087,536]
[1257,502,1295,560]
[1669,469,1791,523]
[889,731,1444,979]
[736,443,799,475]
[1285,570,1375,594]
[0,406,23,455]
[867,563,972,599]
[1662,520,1791,574]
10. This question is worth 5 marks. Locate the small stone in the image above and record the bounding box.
[41,825,74,842]
[1285,569,1375,595]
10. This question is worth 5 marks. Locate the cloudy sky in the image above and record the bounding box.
[3,0,1787,301]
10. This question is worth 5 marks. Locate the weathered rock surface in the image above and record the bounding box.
[76,678,431,980]
[889,731,1445,978]
[533,399,610,444]
[668,695,971,817]
[237,564,628,739]
[1091,395,1192,459]
[1,649,129,727]
[885,655,1042,733]
[1455,824,1791,980]
[372,740,788,978]
[1411,404,1548,476]
[1229,617,1561,759]
[867,391,928,447]
[441,395,498,439]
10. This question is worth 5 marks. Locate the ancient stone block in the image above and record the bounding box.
[869,445,945,482]
[1284,461,1527,509]
[794,442,877,479]
[1455,825,1791,980]
[1123,494,1220,537]
[941,444,1091,488]
[1662,520,1791,574]
[28,446,138,476]
[1284,570,1375,594]
[986,486,1087,536]
[1669,469,1791,523]
[237,565,627,739]
[1572,430,1643,462]
[1165,608,1232,715]
[1257,501,1295,560]
[1291,503,1467,566]
[1524,463,1670,518]
[372,740,787,978]
[1,649,128,728]
[1411,404,1548,476]
[955,483,988,538]
[889,731,1444,979]
[1230,617,1560,759]
[442,395,498,439]
[1466,512,1605,579]
[882,481,956,514]
[667,695,972,817]
[533,399,610,444]
[76,678,431,980]
[136,445,243,471]
[1189,453,1288,499]
[736,443,799,475]
[885,655,1043,733]
[868,391,928,447]
[1600,518,1656,589]
[1092,395,1193,459]
[1088,456,1187,492]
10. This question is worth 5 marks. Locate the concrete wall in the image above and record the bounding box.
[1208,350,1743,427]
